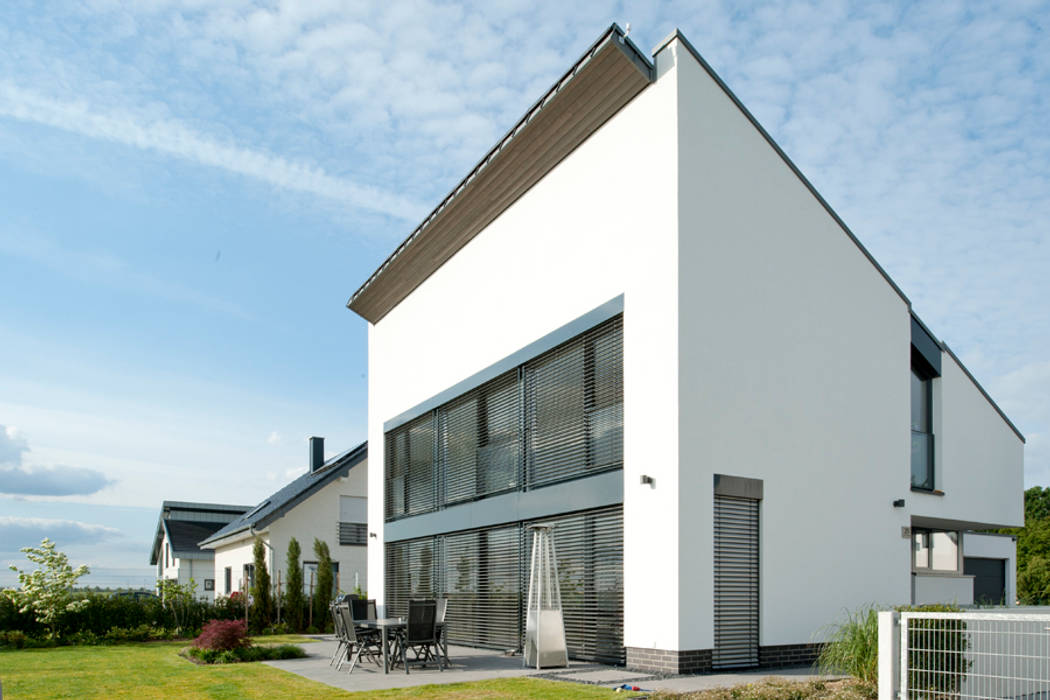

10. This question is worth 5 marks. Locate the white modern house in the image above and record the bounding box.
[199,438,368,600]
[150,501,250,601]
[346,25,1024,673]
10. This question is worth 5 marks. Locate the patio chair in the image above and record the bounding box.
[393,599,443,673]
[419,598,449,666]
[349,597,381,648]
[329,602,350,667]
[335,603,382,674]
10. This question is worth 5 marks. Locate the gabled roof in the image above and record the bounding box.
[150,501,251,565]
[199,441,367,548]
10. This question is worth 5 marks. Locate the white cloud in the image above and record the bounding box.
[0,425,114,496]
[0,516,121,554]
[0,425,28,466]
[0,82,426,222]
[0,465,114,497]
[266,431,282,446]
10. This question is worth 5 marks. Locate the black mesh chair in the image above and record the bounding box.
[335,603,382,674]
[349,596,381,648]
[329,602,349,667]
[393,599,443,673]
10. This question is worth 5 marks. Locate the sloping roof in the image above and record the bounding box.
[199,441,367,547]
[150,501,252,565]
[166,521,229,555]
[347,23,653,323]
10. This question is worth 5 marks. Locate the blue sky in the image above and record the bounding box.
[1,1,1048,587]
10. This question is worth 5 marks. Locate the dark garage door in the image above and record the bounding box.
[964,557,1006,605]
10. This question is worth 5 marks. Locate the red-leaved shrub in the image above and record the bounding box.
[193,619,250,651]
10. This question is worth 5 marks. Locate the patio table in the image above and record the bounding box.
[355,618,447,673]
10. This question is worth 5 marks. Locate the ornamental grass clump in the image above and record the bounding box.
[817,605,880,688]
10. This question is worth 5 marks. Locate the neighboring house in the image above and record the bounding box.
[199,437,367,601]
[150,501,250,601]
[345,25,1025,674]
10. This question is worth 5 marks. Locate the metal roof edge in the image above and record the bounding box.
[662,28,911,308]
[199,441,367,546]
[347,23,654,315]
[254,441,367,529]
[909,308,1024,443]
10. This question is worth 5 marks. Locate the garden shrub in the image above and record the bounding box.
[0,630,28,649]
[904,604,971,697]
[193,619,249,651]
[184,643,305,664]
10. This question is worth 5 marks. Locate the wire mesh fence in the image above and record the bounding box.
[900,611,1050,700]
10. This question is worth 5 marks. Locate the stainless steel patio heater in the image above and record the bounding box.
[524,524,568,669]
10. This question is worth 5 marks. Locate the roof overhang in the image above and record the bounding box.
[199,525,267,551]
[347,24,653,323]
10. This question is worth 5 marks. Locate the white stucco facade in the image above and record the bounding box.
[206,459,368,599]
[357,28,1024,672]
[155,531,217,601]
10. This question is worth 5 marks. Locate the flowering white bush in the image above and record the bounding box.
[3,537,90,638]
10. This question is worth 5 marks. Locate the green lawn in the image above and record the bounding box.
[0,637,637,700]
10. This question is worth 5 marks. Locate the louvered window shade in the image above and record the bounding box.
[441,370,520,505]
[384,537,439,620]
[384,504,623,662]
[526,317,623,488]
[525,505,624,664]
[442,526,521,649]
[384,313,622,521]
[385,414,437,519]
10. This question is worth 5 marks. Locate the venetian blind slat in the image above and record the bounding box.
[524,505,624,664]
[442,370,520,505]
[526,317,623,488]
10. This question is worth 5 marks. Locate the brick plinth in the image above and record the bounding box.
[626,647,712,674]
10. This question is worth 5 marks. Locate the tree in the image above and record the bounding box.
[156,577,198,634]
[285,538,304,632]
[998,486,1050,604]
[2,538,90,638]
[1018,554,1050,604]
[312,538,334,631]
[249,538,272,632]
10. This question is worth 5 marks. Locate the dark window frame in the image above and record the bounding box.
[384,316,623,522]
[911,361,935,491]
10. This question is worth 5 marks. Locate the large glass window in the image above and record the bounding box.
[912,529,958,572]
[911,366,934,490]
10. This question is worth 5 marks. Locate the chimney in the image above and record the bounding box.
[309,436,325,472]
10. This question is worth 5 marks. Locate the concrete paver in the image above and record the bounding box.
[265,636,832,695]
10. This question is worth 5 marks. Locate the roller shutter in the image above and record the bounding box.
[713,495,759,669]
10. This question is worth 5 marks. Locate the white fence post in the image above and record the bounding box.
[878,610,900,700]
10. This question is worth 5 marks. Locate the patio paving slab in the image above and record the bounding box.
[266,636,833,695]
